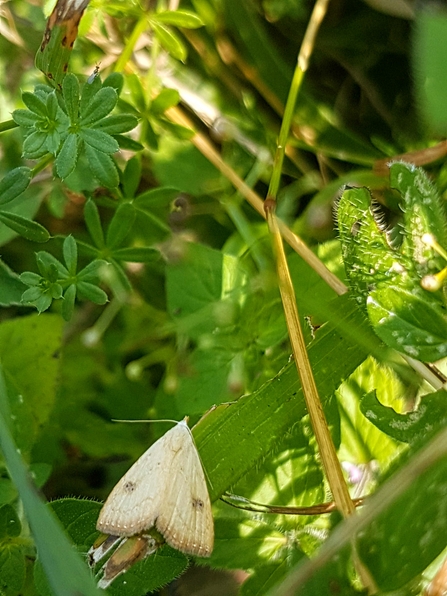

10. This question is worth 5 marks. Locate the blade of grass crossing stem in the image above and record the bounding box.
[0,363,101,596]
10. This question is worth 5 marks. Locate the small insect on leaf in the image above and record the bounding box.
[87,63,100,84]
[36,0,91,88]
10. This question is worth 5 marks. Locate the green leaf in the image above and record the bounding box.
[0,504,21,538]
[0,167,32,206]
[111,246,159,262]
[0,540,26,593]
[56,133,79,179]
[106,203,136,248]
[0,260,27,306]
[390,161,447,274]
[22,92,47,117]
[46,91,59,120]
[336,186,412,305]
[62,283,76,321]
[367,285,447,361]
[84,199,105,248]
[85,143,119,188]
[0,211,50,243]
[358,449,447,591]
[0,365,102,596]
[37,250,68,279]
[46,128,61,154]
[80,87,118,126]
[0,312,63,452]
[151,88,180,114]
[22,131,48,158]
[20,271,42,286]
[122,156,141,198]
[13,108,38,127]
[154,9,204,28]
[80,74,102,113]
[80,128,119,154]
[77,258,107,282]
[102,72,124,95]
[360,390,447,444]
[151,21,187,61]
[413,7,447,135]
[114,134,144,151]
[21,286,45,303]
[92,114,138,134]
[126,74,146,112]
[63,235,78,274]
[62,73,80,123]
[76,281,108,304]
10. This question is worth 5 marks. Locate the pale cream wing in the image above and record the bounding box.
[155,426,214,557]
[97,424,185,536]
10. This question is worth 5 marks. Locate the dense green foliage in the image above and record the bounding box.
[1,0,447,595]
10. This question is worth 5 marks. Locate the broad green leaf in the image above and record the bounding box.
[80,128,119,154]
[211,513,289,570]
[367,285,447,361]
[56,133,79,179]
[0,540,26,593]
[0,365,101,596]
[166,241,232,330]
[358,450,447,591]
[360,390,447,444]
[0,260,27,306]
[413,7,447,135]
[154,10,204,28]
[0,504,21,538]
[85,143,119,188]
[0,211,50,243]
[0,167,32,206]
[0,313,63,448]
[151,21,187,61]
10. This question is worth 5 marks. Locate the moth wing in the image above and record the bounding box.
[155,426,214,557]
[97,426,181,536]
